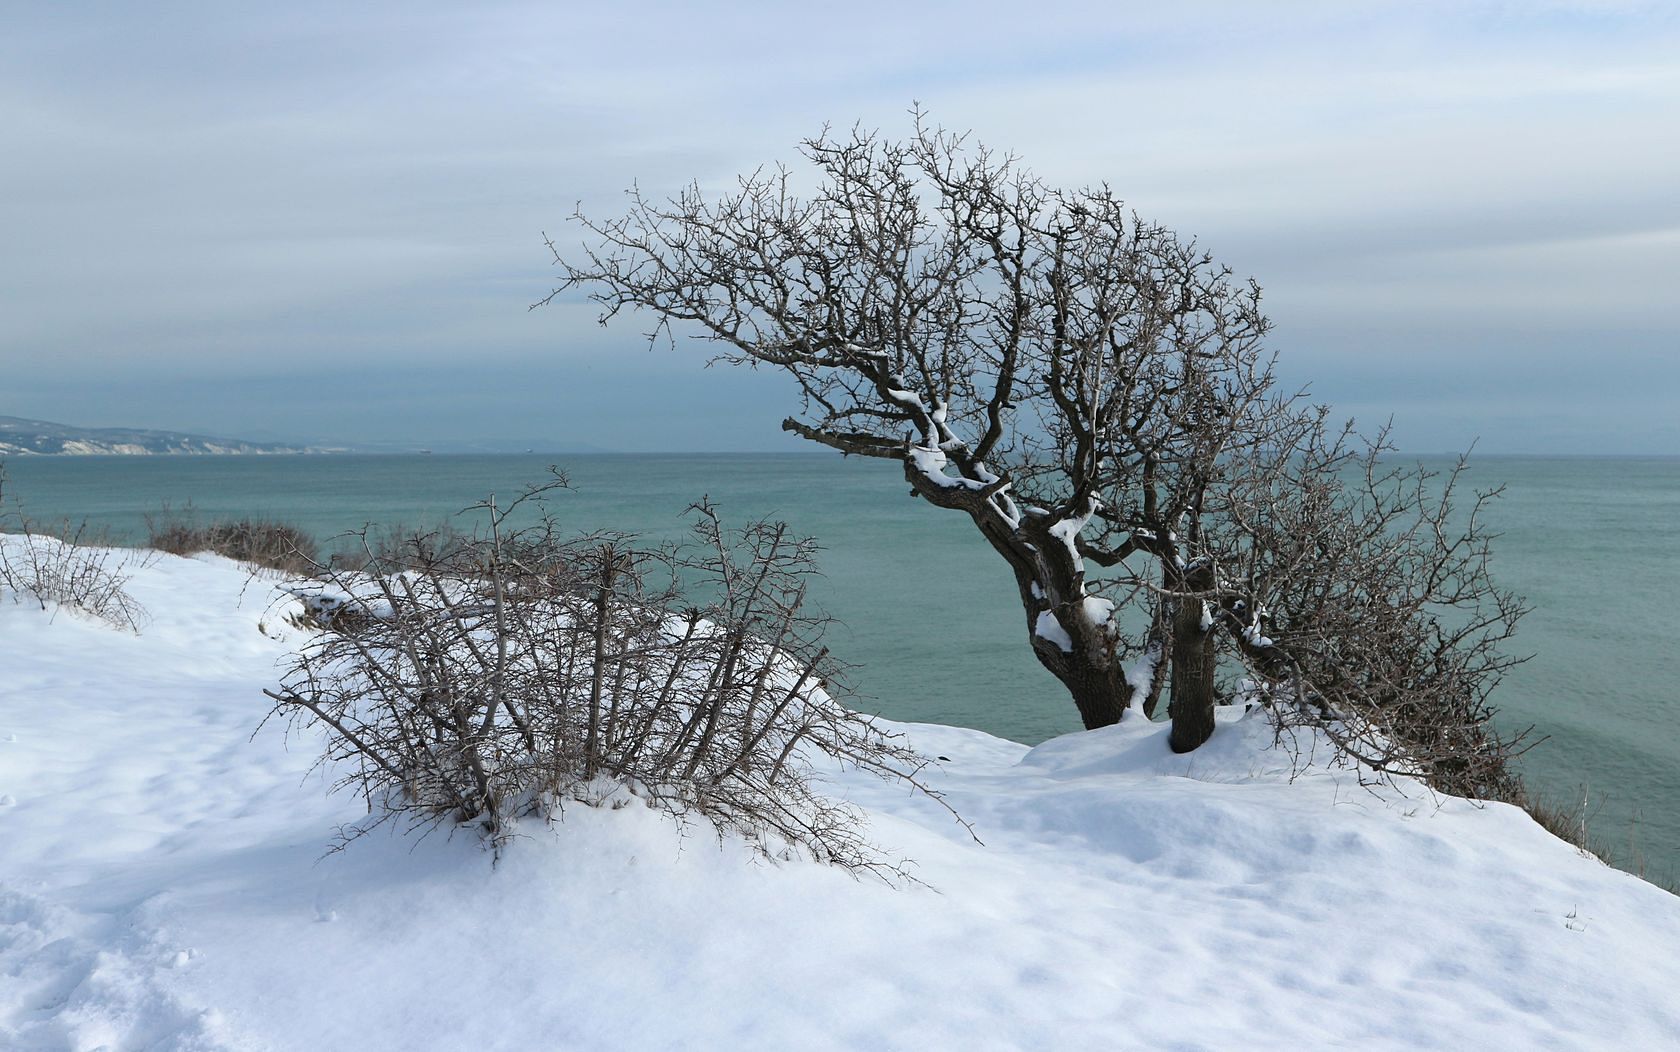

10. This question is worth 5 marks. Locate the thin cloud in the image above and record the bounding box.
[1,1,1675,452]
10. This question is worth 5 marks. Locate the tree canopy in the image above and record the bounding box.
[547,113,1528,798]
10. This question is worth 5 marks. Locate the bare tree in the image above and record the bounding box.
[545,113,1527,793]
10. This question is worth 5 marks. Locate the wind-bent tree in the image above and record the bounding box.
[544,114,1526,794]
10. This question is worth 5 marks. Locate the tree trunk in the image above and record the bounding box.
[1140,614,1168,720]
[1050,660,1128,730]
[895,455,1133,732]
[1168,568,1217,753]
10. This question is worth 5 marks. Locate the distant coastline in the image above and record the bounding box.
[0,415,319,457]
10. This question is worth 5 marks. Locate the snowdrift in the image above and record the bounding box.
[2,543,1678,1050]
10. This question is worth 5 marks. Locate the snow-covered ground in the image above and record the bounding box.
[3,543,1678,1051]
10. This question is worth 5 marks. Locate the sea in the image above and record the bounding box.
[5,452,1676,885]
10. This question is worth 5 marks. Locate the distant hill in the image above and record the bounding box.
[0,416,316,456]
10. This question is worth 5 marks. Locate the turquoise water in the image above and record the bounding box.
[4,453,1676,884]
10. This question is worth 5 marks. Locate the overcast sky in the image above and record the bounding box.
[2,1,1676,453]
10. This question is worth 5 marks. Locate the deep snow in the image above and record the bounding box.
[3,541,1678,1050]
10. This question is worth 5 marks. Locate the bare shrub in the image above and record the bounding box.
[0,533,150,633]
[147,508,319,575]
[0,464,148,632]
[346,519,476,573]
[1206,439,1532,802]
[266,478,962,874]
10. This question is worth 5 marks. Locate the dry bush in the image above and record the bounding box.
[0,533,150,633]
[0,465,148,632]
[325,519,477,574]
[266,478,963,874]
[1206,439,1532,803]
[147,509,319,575]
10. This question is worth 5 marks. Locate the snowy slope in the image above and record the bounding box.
[2,543,1678,1051]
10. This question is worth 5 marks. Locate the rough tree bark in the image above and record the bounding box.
[1166,563,1217,752]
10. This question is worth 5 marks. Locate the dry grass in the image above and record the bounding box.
[1517,783,1678,894]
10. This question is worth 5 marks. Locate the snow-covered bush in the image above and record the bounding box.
[266,479,959,873]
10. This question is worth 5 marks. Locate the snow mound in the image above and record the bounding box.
[2,542,1678,1050]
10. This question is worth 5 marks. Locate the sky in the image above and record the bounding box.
[2,1,1676,454]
